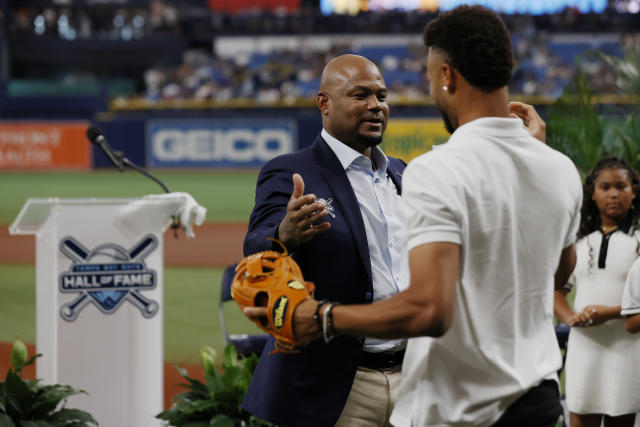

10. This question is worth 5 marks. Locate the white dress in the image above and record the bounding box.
[565,229,640,415]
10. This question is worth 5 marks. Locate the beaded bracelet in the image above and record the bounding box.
[322,302,341,344]
[313,299,329,332]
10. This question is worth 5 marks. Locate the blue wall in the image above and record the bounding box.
[93,108,327,168]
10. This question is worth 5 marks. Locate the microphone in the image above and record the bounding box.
[87,126,125,172]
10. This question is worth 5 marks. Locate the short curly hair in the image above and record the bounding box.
[423,5,514,92]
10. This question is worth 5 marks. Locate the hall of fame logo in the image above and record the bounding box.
[58,235,159,321]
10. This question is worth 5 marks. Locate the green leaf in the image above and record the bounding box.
[22,379,40,394]
[222,345,238,369]
[174,365,210,396]
[200,346,217,378]
[22,354,42,370]
[29,385,85,416]
[4,371,31,419]
[0,413,15,427]
[0,382,6,413]
[182,399,218,415]
[10,340,28,374]
[204,372,222,395]
[176,365,192,380]
[209,414,234,427]
[48,408,98,425]
[242,354,259,375]
[156,409,172,421]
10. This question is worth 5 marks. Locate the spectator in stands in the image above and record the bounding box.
[555,156,640,427]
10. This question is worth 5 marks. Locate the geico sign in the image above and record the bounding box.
[152,129,293,162]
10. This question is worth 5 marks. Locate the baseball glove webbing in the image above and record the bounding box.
[231,239,315,354]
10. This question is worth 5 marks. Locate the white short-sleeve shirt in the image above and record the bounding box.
[390,117,583,427]
[622,257,640,316]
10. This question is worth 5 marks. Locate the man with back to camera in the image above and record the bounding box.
[241,54,410,427]
[247,5,583,426]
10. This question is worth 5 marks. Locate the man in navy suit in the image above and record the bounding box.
[242,54,409,426]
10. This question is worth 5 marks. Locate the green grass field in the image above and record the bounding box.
[0,263,262,365]
[0,170,259,224]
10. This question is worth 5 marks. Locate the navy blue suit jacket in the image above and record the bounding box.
[242,135,406,427]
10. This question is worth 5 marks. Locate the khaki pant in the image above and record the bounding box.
[334,365,402,427]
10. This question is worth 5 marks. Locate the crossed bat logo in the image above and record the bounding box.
[58,235,159,321]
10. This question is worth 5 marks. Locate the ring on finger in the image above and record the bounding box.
[588,318,594,325]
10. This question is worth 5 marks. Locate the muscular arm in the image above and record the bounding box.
[553,244,580,325]
[328,242,460,339]
[625,314,640,333]
[554,244,576,291]
[554,289,575,325]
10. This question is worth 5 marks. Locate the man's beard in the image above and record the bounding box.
[356,132,383,147]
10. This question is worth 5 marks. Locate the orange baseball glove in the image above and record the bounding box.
[231,242,315,354]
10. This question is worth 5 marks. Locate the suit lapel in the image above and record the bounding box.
[386,162,403,195]
[313,137,372,286]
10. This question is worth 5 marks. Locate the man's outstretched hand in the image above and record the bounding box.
[277,173,331,251]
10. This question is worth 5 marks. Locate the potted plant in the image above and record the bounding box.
[0,339,97,426]
[158,345,271,427]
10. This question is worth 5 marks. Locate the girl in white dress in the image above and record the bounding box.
[554,157,640,427]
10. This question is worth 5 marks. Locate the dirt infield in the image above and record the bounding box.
[0,342,203,411]
[0,222,248,267]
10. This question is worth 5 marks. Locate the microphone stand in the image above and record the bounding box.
[121,157,170,193]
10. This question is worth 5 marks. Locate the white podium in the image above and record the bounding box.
[9,197,187,427]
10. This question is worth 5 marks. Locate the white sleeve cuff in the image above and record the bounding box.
[407,231,462,251]
[621,307,640,316]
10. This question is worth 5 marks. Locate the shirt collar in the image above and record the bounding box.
[321,128,389,173]
[619,215,633,234]
[450,117,529,143]
[607,215,634,235]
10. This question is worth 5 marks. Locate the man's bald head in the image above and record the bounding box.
[317,54,389,155]
[320,54,382,96]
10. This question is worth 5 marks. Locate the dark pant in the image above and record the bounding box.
[492,380,563,427]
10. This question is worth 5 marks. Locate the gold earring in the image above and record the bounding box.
[324,110,328,115]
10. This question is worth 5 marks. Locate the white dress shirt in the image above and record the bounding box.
[322,129,409,352]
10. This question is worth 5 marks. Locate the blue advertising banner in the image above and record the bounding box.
[146,119,297,168]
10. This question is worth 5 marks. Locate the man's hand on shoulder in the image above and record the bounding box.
[278,173,331,251]
[508,101,546,143]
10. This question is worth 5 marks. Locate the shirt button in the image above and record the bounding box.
[365,292,372,300]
